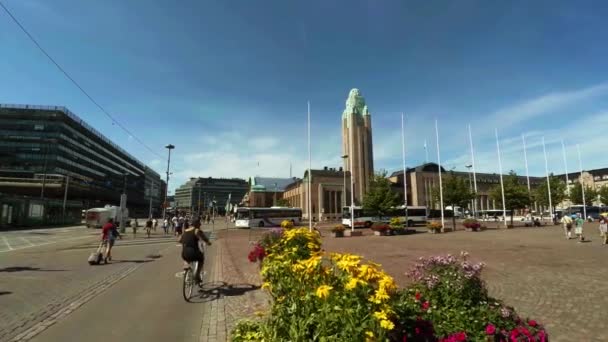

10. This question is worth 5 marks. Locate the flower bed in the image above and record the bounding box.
[331,224,345,237]
[371,222,392,236]
[427,221,443,234]
[463,219,481,232]
[235,229,549,341]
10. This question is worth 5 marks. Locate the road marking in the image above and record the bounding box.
[20,237,35,247]
[2,235,14,250]
[0,235,93,253]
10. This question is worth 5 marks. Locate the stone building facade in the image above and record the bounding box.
[283,167,350,222]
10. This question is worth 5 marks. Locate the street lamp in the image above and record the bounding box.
[341,155,348,209]
[465,164,473,217]
[162,144,175,220]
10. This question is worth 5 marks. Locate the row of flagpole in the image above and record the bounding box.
[408,118,590,227]
[305,102,591,231]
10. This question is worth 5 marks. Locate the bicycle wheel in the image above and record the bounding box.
[182,268,194,302]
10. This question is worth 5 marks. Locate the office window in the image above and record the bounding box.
[28,204,44,218]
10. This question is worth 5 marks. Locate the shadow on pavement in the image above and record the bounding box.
[189,282,260,303]
[110,259,156,264]
[0,291,13,296]
[0,266,66,272]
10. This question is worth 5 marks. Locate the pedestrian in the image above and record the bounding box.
[574,213,585,242]
[599,217,608,245]
[163,218,169,235]
[131,218,138,237]
[175,217,183,237]
[172,215,178,234]
[101,218,121,263]
[152,218,158,232]
[561,214,573,239]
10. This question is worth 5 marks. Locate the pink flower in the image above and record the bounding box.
[421,301,430,311]
[455,332,467,341]
[415,327,421,335]
[528,319,537,327]
[485,324,496,335]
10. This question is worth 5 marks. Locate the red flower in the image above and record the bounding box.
[528,320,537,327]
[415,327,421,335]
[455,332,467,341]
[485,324,496,335]
[421,301,430,311]
[415,292,422,301]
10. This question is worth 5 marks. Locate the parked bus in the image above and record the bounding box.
[385,206,428,227]
[342,206,428,228]
[478,209,512,222]
[235,207,302,228]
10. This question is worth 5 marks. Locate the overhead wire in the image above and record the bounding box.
[0,0,163,159]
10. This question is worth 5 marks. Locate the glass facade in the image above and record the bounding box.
[0,105,163,215]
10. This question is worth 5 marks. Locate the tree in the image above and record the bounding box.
[569,183,597,205]
[489,171,531,227]
[598,185,608,205]
[534,174,567,214]
[362,170,400,219]
[432,172,475,231]
[275,198,291,207]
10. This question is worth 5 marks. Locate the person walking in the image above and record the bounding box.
[145,218,153,238]
[163,218,169,235]
[152,218,158,232]
[574,213,585,242]
[599,217,608,245]
[561,214,573,239]
[131,218,138,237]
[171,215,178,234]
[101,218,121,263]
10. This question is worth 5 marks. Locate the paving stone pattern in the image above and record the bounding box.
[199,229,268,342]
[320,223,608,342]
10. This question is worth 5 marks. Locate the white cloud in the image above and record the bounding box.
[250,137,279,150]
[485,82,608,129]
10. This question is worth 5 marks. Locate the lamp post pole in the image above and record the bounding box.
[341,155,348,209]
[162,144,175,220]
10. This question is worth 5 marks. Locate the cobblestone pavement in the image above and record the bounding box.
[0,229,184,342]
[198,228,269,342]
[319,223,608,342]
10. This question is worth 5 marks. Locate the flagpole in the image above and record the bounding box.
[435,120,445,230]
[561,140,571,199]
[576,144,587,219]
[495,129,507,228]
[522,134,536,214]
[349,106,355,232]
[542,137,553,223]
[401,113,408,225]
[307,101,312,232]
[468,124,478,218]
[424,139,429,164]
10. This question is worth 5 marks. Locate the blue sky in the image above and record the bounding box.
[2,0,608,193]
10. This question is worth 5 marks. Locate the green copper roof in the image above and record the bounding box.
[342,88,370,121]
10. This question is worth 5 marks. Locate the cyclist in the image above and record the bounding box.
[179,219,211,284]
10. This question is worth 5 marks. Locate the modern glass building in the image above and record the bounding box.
[0,104,163,218]
[174,177,248,215]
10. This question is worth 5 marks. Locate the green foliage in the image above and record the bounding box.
[275,198,290,207]
[534,174,567,208]
[569,183,597,205]
[362,170,400,218]
[490,171,532,225]
[231,320,264,342]
[599,186,608,204]
[432,172,476,230]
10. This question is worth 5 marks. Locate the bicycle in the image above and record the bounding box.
[182,260,201,302]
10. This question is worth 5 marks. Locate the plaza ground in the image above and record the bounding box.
[1,221,606,342]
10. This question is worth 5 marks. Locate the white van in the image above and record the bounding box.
[85,205,129,228]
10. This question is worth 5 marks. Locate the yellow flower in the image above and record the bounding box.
[315,285,333,299]
[372,288,390,303]
[302,255,321,271]
[365,331,374,338]
[380,319,395,330]
[345,277,359,290]
[291,263,305,273]
[373,310,388,321]
[261,282,271,290]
